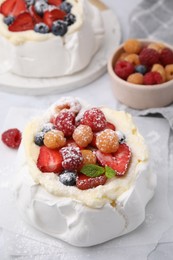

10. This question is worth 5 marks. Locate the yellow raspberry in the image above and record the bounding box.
[123,39,142,54]
[127,73,144,84]
[165,64,173,81]
[124,54,140,66]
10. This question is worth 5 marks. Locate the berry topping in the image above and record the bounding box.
[81,150,97,165]
[105,122,116,131]
[1,128,21,149]
[114,60,134,80]
[43,9,66,28]
[96,129,119,153]
[127,73,144,84]
[143,71,163,85]
[123,39,142,54]
[0,0,27,17]
[160,48,173,66]
[9,12,34,32]
[43,130,66,149]
[34,0,48,16]
[25,0,35,7]
[59,171,77,186]
[34,22,49,34]
[55,110,75,137]
[34,131,44,146]
[48,0,62,6]
[64,13,76,26]
[0,0,76,36]
[81,108,107,132]
[52,20,67,36]
[3,15,14,25]
[37,145,63,173]
[96,143,131,176]
[76,173,107,190]
[72,125,93,148]
[60,146,83,171]
[41,122,56,133]
[60,1,72,13]
[115,131,126,144]
[139,48,160,67]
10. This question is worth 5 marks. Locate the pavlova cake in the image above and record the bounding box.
[0,0,104,77]
[15,97,156,247]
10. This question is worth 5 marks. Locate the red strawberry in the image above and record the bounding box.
[29,5,43,24]
[76,173,107,190]
[1,128,21,149]
[37,146,63,174]
[43,9,66,28]
[96,143,131,176]
[0,0,27,17]
[105,122,116,131]
[9,12,34,32]
[48,0,62,6]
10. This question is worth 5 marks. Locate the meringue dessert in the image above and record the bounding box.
[15,97,156,247]
[0,0,104,78]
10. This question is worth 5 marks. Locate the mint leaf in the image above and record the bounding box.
[105,166,116,179]
[80,164,105,177]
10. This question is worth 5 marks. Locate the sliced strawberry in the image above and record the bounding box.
[37,146,63,174]
[76,173,107,190]
[29,5,43,24]
[48,0,62,6]
[9,12,34,32]
[43,9,66,28]
[105,122,116,131]
[0,0,27,17]
[96,143,131,176]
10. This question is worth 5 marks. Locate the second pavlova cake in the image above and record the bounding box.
[0,0,104,77]
[15,97,156,247]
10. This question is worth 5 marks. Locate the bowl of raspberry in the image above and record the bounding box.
[107,38,173,109]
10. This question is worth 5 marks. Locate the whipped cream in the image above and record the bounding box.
[0,0,104,77]
[14,97,156,246]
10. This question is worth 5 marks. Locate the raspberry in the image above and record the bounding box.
[124,54,140,66]
[60,146,83,171]
[143,71,163,85]
[127,73,144,84]
[114,60,134,80]
[81,108,107,132]
[1,128,21,149]
[160,48,173,66]
[123,39,142,54]
[81,150,97,165]
[139,48,160,67]
[43,130,66,149]
[55,110,75,137]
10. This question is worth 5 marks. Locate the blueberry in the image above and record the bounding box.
[3,16,14,26]
[34,0,48,16]
[115,131,126,144]
[34,131,44,146]
[64,13,76,26]
[34,23,49,34]
[52,20,68,36]
[60,2,72,13]
[41,123,55,132]
[135,65,147,75]
[25,0,35,6]
[59,171,77,186]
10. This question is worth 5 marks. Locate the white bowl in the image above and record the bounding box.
[107,39,173,109]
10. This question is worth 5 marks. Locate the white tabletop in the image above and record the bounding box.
[2,1,173,259]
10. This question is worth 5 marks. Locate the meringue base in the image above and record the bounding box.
[15,145,156,247]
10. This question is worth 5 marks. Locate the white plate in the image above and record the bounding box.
[0,6,121,95]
